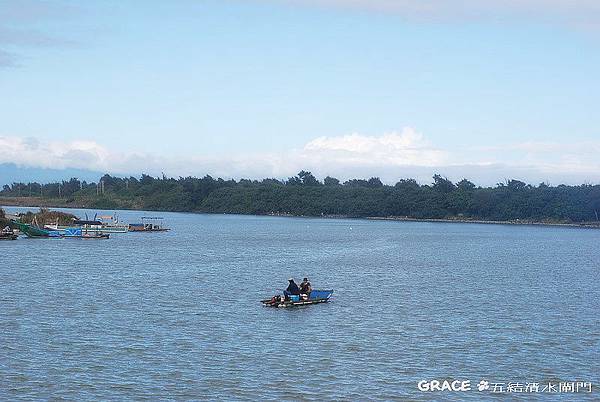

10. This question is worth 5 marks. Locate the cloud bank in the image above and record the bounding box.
[281,0,600,29]
[2,128,600,186]
[304,128,447,167]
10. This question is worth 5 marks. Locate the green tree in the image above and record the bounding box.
[432,174,455,193]
[298,170,320,186]
[324,176,340,186]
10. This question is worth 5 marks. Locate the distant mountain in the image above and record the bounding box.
[0,163,105,186]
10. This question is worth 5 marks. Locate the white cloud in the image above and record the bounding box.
[303,127,447,166]
[2,131,600,185]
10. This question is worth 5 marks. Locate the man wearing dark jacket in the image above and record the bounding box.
[285,278,300,297]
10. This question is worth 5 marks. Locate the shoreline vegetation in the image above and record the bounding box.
[0,206,77,228]
[2,171,600,229]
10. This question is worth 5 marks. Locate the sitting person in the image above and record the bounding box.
[284,278,300,299]
[299,277,312,299]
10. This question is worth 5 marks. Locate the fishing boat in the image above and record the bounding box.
[80,232,110,239]
[57,227,110,239]
[261,289,334,308]
[129,217,170,232]
[73,215,128,233]
[45,213,129,234]
[0,227,18,240]
[12,221,109,239]
[12,220,62,238]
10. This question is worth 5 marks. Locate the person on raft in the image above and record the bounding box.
[299,277,312,298]
[284,278,301,299]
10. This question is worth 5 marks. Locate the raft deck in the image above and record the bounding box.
[261,289,333,308]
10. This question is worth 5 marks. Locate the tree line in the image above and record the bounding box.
[2,171,600,223]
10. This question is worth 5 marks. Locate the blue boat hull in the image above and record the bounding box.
[261,289,333,307]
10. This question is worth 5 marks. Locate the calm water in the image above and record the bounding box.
[1,207,599,401]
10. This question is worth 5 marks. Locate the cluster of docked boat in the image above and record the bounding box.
[4,215,170,240]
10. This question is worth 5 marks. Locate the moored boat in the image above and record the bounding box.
[57,227,110,239]
[12,221,109,239]
[80,232,110,239]
[129,217,170,232]
[12,220,62,238]
[46,214,129,234]
[79,214,128,233]
[261,289,334,307]
[0,228,18,240]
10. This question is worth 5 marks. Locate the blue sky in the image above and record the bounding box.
[1,0,600,184]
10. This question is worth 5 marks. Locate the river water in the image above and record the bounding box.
[1,207,599,401]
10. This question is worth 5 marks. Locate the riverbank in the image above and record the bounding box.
[0,196,77,208]
[3,196,600,230]
[366,216,600,229]
[0,196,141,210]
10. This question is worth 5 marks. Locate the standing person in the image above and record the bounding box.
[300,277,312,298]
